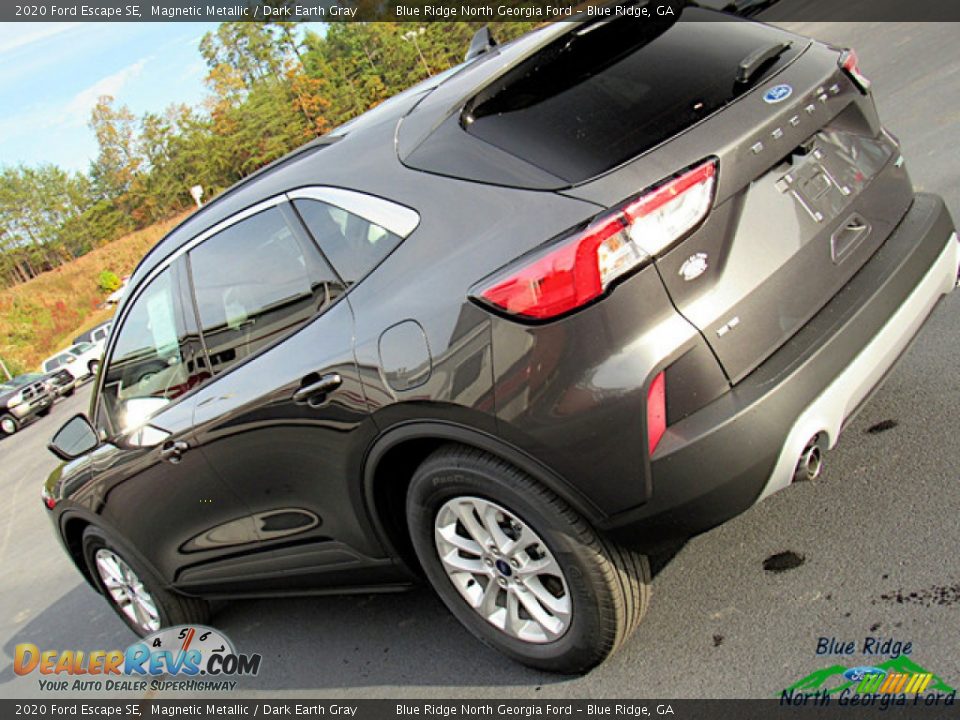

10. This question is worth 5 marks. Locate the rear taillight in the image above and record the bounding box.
[839,48,871,93]
[646,371,666,454]
[475,159,717,320]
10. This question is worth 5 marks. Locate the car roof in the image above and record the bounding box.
[10,374,40,385]
[74,322,107,343]
[45,349,76,361]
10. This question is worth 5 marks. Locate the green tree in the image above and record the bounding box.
[97,270,121,293]
[88,96,142,201]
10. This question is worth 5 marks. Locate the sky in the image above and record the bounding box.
[0,22,222,173]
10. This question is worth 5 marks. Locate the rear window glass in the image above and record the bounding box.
[464,11,802,184]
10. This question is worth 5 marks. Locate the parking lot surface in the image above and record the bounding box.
[1,21,959,699]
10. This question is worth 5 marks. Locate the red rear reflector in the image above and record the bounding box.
[43,495,56,510]
[647,371,666,454]
[475,159,717,320]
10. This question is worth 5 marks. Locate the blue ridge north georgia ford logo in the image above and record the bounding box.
[764,84,793,103]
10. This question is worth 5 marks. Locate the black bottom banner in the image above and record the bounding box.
[2,698,959,720]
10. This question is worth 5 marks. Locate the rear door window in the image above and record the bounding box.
[187,206,342,376]
[47,353,72,371]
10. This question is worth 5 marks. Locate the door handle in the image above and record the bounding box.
[159,440,189,464]
[293,373,342,407]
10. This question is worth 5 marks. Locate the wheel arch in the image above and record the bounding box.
[59,513,97,590]
[362,421,606,573]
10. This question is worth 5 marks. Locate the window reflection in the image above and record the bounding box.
[189,207,342,376]
[101,269,205,433]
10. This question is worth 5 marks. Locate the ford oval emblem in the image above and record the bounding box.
[764,84,793,104]
[679,252,709,282]
[843,666,886,682]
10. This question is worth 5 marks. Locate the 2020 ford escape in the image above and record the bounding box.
[45,9,959,673]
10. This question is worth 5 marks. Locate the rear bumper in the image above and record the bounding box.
[603,193,958,549]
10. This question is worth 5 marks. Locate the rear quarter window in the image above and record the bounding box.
[293,199,403,286]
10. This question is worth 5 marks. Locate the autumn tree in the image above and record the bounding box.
[88,96,142,201]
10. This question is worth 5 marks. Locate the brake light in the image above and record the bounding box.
[839,48,871,93]
[476,159,717,320]
[647,371,666,454]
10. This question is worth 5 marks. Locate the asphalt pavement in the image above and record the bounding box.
[1,21,958,700]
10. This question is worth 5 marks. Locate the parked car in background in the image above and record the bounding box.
[44,369,78,398]
[14,370,77,399]
[0,375,52,436]
[73,322,112,372]
[104,277,130,307]
[42,342,102,381]
[73,320,112,348]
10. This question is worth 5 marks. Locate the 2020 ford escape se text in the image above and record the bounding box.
[44,9,959,673]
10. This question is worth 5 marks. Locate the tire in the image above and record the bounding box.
[81,526,209,637]
[38,407,51,417]
[406,445,651,674]
[64,388,75,398]
[88,360,100,377]
[0,414,19,436]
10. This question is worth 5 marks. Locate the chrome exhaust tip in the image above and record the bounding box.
[952,232,959,287]
[793,435,823,483]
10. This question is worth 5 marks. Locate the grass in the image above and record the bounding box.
[0,212,191,375]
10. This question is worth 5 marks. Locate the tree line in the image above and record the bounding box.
[0,21,539,290]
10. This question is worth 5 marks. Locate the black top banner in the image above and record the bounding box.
[4,0,960,23]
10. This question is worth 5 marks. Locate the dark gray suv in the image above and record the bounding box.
[45,12,959,673]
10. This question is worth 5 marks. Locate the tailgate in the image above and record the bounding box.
[563,34,914,383]
[660,124,910,383]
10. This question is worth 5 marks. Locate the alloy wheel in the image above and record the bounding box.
[434,496,571,644]
[0,416,16,435]
[94,548,161,633]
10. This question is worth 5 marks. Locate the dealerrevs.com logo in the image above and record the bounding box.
[15,625,261,692]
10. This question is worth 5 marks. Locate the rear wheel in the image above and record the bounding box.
[406,445,651,673]
[0,414,19,436]
[88,360,100,377]
[38,407,51,417]
[82,526,209,636]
